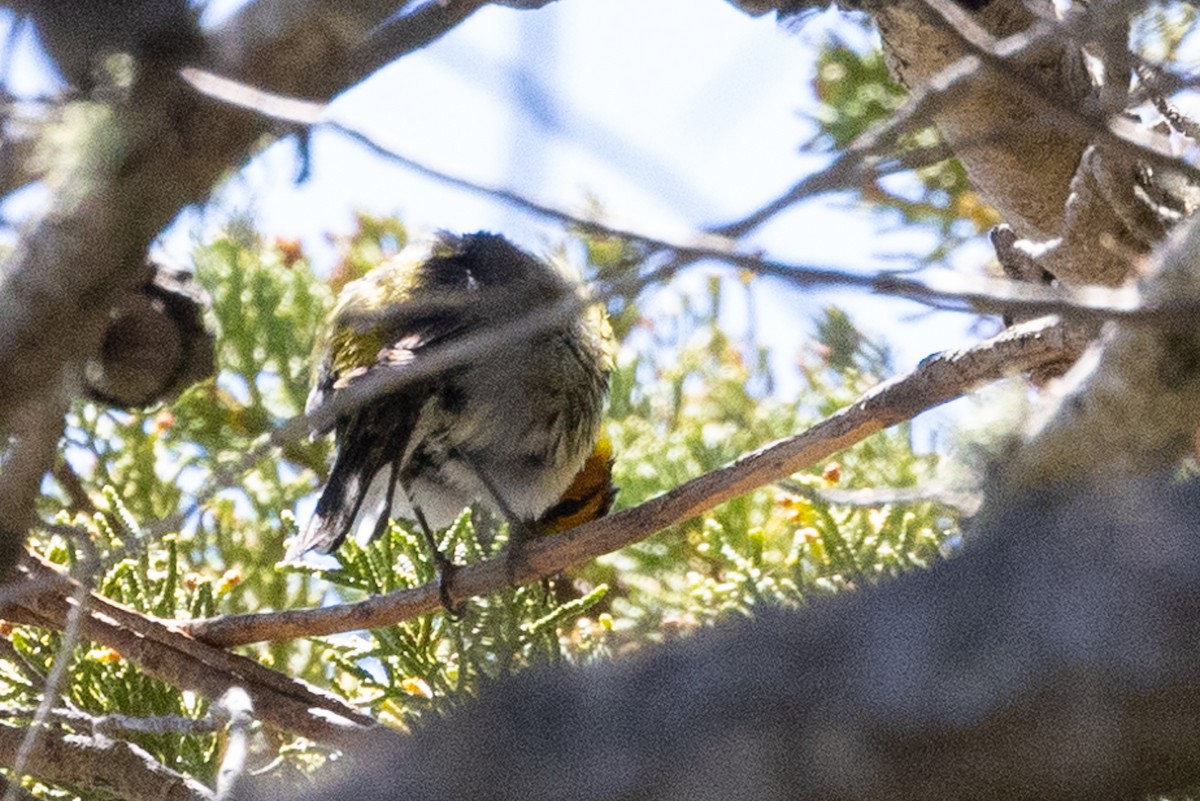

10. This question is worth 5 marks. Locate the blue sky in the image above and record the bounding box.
[199,2,984,384]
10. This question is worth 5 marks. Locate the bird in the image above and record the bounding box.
[287,232,614,609]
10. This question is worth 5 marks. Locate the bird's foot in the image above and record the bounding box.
[504,522,533,587]
[431,550,466,618]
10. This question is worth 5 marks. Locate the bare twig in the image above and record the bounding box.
[0,705,226,737]
[711,9,1072,240]
[181,67,691,246]
[711,32,1013,239]
[347,0,491,86]
[182,315,1089,647]
[214,688,254,801]
[50,461,98,517]
[775,480,978,512]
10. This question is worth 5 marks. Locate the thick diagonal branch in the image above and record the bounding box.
[0,724,214,801]
[0,555,390,747]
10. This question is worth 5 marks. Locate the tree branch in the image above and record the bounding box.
[182,315,1089,647]
[0,555,392,748]
[0,724,215,801]
[346,0,491,86]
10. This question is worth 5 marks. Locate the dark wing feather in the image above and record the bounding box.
[288,339,429,559]
[290,325,471,560]
[283,402,415,561]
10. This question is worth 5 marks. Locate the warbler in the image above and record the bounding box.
[287,232,614,602]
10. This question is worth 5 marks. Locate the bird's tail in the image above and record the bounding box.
[286,433,391,561]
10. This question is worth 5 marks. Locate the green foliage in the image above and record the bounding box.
[583,274,952,638]
[1,214,957,798]
[812,39,908,150]
[1133,1,1199,63]
[304,512,611,728]
[11,511,219,784]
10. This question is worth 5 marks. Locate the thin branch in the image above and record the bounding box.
[710,7,1078,240]
[711,43,996,239]
[180,67,666,238]
[182,67,1200,327]
[185,56,969,276]
[775,480,978,512]
[50,462,98,517]
[0,705,225,737]
[347,0,491,86]
[181,315,1090,647]
[214,688,254,801]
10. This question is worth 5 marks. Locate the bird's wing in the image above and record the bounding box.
[288,318,473,560]
[287,375,423,559]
